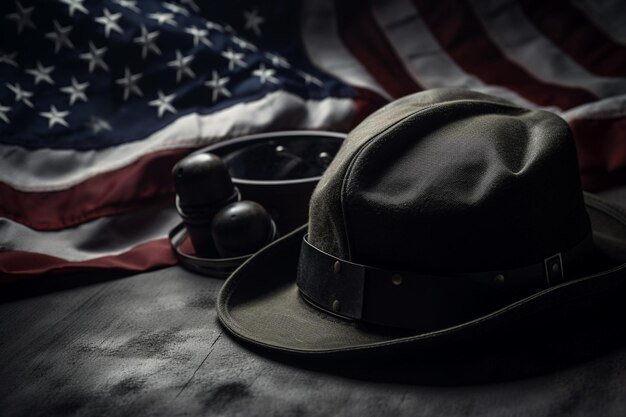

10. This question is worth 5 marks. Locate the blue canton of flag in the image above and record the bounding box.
[0,0,353,150]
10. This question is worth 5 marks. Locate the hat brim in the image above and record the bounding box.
[217,193,626,356]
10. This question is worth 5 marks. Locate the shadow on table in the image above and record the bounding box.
[239,289,626,386]
[0,269,135,303]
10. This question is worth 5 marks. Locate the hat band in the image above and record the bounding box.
[296,233,594,330]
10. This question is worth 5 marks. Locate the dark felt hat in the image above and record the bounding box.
[217,89,626,355]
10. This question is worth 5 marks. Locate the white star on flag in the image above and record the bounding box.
[59,0,88,17]
[0,103,11,124]
[265,52,290,68]
[0,51,18,67]
[133,25,161,59]
[149,12,177,26]
[185,26,212,47]
[7,1,36,34]
[298,71,324,87]
[115,68,143,100]
[243,9,265,36]
[112,0,140,13]
[79,42,109,73]
[6,83,34,108]
[232,36,258,52]
[86,116,112,133]
[60,77,89,105]
[205,21,224,32]
[40,105,70,128]
[180,0,200,12]
[167,50,195,82]
[253,64,279,85]
[95,8,124,38]
[148,90,177,118]
[26,62,55,85]
[221,48,246,70]
[163,2,190,16]
[204,71,231,102]
[45,20,75,53]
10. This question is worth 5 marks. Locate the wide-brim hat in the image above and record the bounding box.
[217,89,626,356]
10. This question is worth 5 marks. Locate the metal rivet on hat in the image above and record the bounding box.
[275,145,285,153]
[332,299,341,312]
[319,151,331,161]
[391,274,403,286]
[494,274,505,284]
[333,261,341,274]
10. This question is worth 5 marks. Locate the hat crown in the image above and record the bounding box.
[308,89,589,273]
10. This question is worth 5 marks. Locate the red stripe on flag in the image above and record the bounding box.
[0,149,186,230]
[352,87,389,125]
[570,116,626,191]
[0,238,177,282]
[412,0,598,109]
[521,0,626,78]
[580,168,626,193]
[335,0,423,98]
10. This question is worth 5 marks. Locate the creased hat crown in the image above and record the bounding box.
[308,89,589,273]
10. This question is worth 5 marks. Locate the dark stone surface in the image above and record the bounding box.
[1,187,625,416]
[2,264,626,417]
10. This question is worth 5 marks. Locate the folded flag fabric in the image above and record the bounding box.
[1,0,625,282]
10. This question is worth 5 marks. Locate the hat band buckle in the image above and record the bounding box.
[296,233,594,330]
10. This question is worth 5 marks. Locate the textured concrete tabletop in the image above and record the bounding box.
[1,187,626,417]
[1,263,626,417]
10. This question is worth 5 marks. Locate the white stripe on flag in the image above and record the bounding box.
[0,91,355,192]
[471,0,626,98]
[370,0,549,110]
[300,0,393,100]
[560,94,626,121]
[0,204,179,262]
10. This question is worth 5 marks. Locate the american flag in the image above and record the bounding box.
[1,0,625,282]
